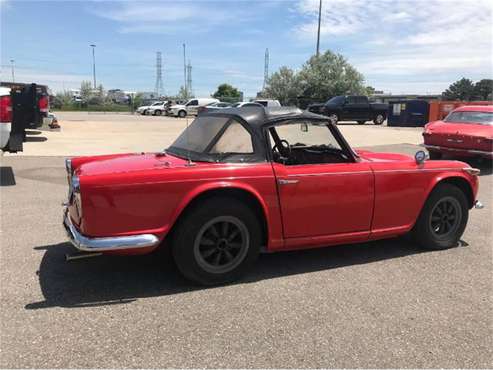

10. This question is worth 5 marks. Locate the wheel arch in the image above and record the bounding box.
[427,175,475,209]
[167,183,270,247]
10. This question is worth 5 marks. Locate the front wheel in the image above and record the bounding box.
[327,113,339,124]
[141,110,147,115]
[172,197,261,285]
[154,110,162,116]
[373,114,385,125]
[413,184,468,250]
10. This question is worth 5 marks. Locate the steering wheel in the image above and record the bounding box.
[272,139,291,158]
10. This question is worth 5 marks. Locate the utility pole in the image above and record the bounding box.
[186,61,192,97]
[10,59,15,82]
[316,0,322,57]
[263,48,269,90]
[155,51,163,97]
[183,43,187,98]
[90,44,96,89]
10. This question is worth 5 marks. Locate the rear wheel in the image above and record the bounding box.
[413,184,468,250]
[154,110,162,116]
[172,197,261,285]
[178,110,187,118]
[373,114,385,125]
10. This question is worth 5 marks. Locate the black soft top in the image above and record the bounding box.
[202,106,329,131]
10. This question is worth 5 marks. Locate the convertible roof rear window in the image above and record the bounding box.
[171,116,229,153]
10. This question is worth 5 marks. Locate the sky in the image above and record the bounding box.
[1,0,492,97]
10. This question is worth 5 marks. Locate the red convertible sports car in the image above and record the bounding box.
[424,105,493,160]
[63,106,482,285]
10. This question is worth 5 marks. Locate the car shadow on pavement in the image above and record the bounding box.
[26,237,442,310]
[25,136,48,142]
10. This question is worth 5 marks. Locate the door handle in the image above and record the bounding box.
[278,179,299,185]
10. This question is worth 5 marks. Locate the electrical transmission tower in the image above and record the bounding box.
[263,48,269,90]
[155,51,163,97]
[186,61,193,97]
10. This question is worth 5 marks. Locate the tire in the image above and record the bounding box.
[357,121,366,125]
[178,110,187,118]
[154,110,162,116]
[413,184,468,250]
[429,151,442,160]
[172,197,261,285]
[141,110,147,115]
[373,114,385,125]
[327,113,339,124]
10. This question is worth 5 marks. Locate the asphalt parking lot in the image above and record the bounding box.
[1,113,492,368]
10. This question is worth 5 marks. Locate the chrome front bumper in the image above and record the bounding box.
[63,209,159,252]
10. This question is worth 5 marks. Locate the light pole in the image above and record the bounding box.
[183,43,187,98]
[316,0,322,57]
[10,59,15,82]
[90,44,96,88]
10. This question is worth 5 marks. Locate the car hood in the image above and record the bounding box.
[76,152,203,177]
[426,121,493,138]
[137,106,149,110]
[355,149,414,162]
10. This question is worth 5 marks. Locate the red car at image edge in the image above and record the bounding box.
[424,105,493,160]
[63,106,483,285]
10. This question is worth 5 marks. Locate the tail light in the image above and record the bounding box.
[0,95,12,123]
[38,95,49,113]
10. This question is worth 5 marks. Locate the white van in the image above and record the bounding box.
[168,98,219,117]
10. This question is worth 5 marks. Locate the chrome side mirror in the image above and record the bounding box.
[415,150,428,165]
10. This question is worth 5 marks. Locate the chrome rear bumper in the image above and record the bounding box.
[424,144,493,158]
[63,209,159,252]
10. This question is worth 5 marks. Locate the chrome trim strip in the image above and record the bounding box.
[63,210,159,252]
[425,144,493,156]
[287,171,372,177]
[374,168,464,173]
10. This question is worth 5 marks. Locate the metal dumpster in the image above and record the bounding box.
[387,100,429,127]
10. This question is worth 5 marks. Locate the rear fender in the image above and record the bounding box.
[167,181,274,245]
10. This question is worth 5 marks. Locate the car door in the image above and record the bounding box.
[341,96,359,120]
[186,99,199,115]
[269,121,374,239]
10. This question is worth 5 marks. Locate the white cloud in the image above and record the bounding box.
[291,0,493,93]
[0,67,92,92]
[91,1,253,34]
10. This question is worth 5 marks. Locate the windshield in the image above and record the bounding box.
[326,96,345,105]
[445,111,493,125]
[167,115,255,162]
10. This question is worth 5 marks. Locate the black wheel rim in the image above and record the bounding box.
[429,196,462,238]
[193,216,249,274]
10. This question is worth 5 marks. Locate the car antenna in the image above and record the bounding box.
[184,115,196,166]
